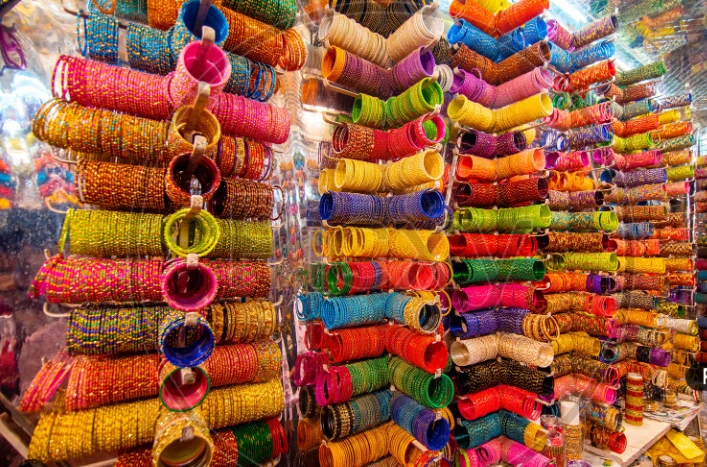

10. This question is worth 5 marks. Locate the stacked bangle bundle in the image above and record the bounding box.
[59,208,273,259]
[624,373,644,425]
[548,15,618,49]
[449,93,553,134]
[451,332,554,367]
[302,40,457,455]
[34,100,274,175]
[448,17,548,63]
[456,410,547,451]
[28,380,284,462]
[457,385,542,421]
[451,67,554,109]
[307,261,451,294]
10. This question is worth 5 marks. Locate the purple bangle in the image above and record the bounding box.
[650,347,672,367]
[450,308,498,338]
[451,68,496,107]
[391,48,436,93]
[458,129,496,158]
[496,307,528,335]
[495,131,527,156]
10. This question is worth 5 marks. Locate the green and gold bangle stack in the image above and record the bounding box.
[230,420,274,467]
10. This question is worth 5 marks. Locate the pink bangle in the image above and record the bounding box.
[293,352,324,387]
[159,360,211,411]
[161,259,218,312]
[169,40,231,108]
[452,284,498,312]
[210,93,290,144]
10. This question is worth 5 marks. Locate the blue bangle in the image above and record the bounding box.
[159,312,215,367]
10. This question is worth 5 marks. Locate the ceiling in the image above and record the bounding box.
[545,0,706,125]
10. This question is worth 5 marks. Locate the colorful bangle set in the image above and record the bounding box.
[289,0,700,463]
[34,100,274,176]
[25,0,301,462]
[117,419,288,467]
[28,380,285,462]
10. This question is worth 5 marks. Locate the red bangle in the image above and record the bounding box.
[609,431,627,453]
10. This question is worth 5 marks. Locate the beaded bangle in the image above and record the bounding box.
[78,13,120,64]
[59,209,164,257]
[222,0,296,29]
[213,178,278,220]
[318,422,389,467]
[388,357,454,409]
[27,384,280,463]
[321,390,393,440]
[616,61,667,86]
[153,409,214,467]
[75,159,166,211]
[34,99,274,171]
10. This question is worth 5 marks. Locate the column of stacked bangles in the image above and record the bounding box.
[547,16,699,453]
[540,50,697,454]
[539,13,625,458]
[292,3,464,466]
[696,148,707,380]
[602,63,699,424]
[441,2,594,466]
[23,0,299,465]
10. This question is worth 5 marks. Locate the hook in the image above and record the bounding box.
[183,82,211,140]
[322,78,359,99]
[43,302,70,318]
[193,0,214,35]
[45,197,68,215]
[50,149,78,165]
[272,295,284,307]
[322,113,344,127]
[192,26,216,79]
[178,195,204,251]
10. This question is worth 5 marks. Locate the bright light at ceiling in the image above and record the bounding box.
[551,0,588,23]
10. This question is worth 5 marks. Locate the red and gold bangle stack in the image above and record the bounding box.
[624,373,644,425]
[59,341,280,411]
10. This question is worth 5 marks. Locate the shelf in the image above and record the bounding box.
[584,417,671,467]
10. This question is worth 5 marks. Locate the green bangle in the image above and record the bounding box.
[231,421,273,466]
[163,208,220,257]
[346,356,389,396]
[388,356,454,409]
[453,259,499,285]
[327,262,353,295]
[497,258,546,281]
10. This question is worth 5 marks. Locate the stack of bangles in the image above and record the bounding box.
[308,261,452,294]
